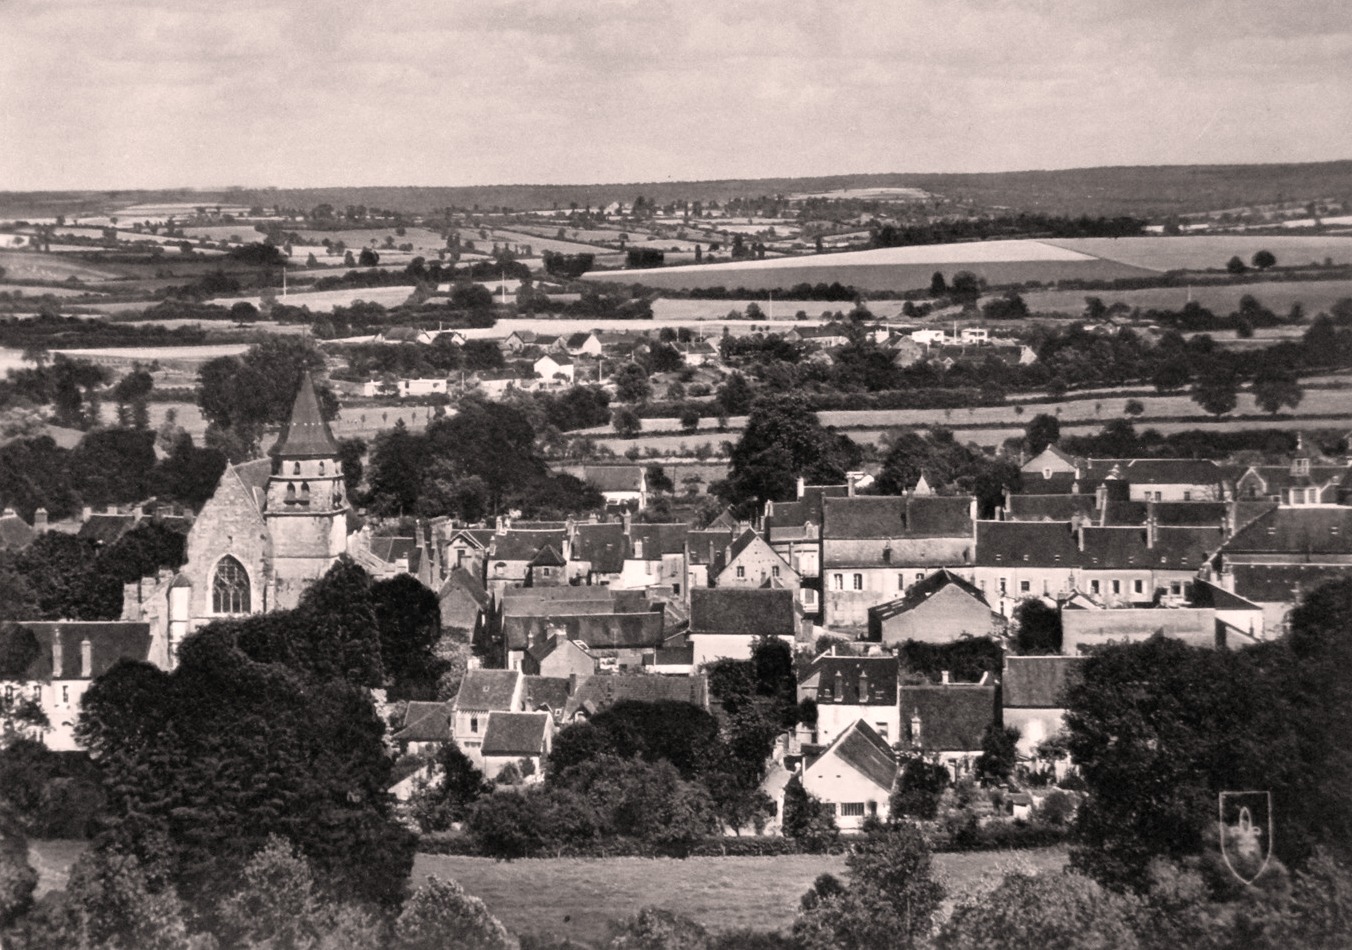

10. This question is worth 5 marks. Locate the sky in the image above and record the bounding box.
[2,0,1349,191]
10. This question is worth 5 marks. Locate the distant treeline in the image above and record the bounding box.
[872,213,1147,248]
[0,314,208,349]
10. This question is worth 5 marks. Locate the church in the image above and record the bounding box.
[123,373,354,663]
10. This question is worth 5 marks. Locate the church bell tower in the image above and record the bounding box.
[264,371,349,607]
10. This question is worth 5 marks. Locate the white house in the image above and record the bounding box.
[801,720,897,831]
[534,352,575,383]
[687,588,799,666]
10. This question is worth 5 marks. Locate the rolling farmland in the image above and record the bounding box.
[1015,278,1352,316]
[1047,235,1352,271]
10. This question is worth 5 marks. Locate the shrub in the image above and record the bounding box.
[394,876,511,950]
[936,870,1141,950]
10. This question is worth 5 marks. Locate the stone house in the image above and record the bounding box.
[714,528,799,591]
[867,568,1003,646]
[687,587,799,666]
[899,678,998,779]
[1000,656,1086,759]
[797,652,900,748]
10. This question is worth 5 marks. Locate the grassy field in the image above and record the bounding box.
[1016,278,1352,317]
[412,848,1067,945]
[1047,235,1352,271]
[208,286,418,312]
[0,250,123,282]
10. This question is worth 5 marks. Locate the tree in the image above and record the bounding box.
[1124,398,1145,417]
[371,573,445,698]
[679,406,701,433]
[936,870,1141,950]
[794,820,944,950]
[608,907,710,950]
[721,393,860,511]
[715,372,753,415]
[0,817,36,930]
[197,337,335,454]
[412,742,491,832]
[1152,357,1192,393]
[394,876,511,950]
[611,407,642,439]
[41,848,197,950]
[781,779,839,851]
[929,272,947,296]
[1226,255,1247,275]
[890,756,949,820]
[1023,413,1060,455]
[949,271,982,304]
[1191,362,1239,417]
[1252,249,1277,270]
[613,363,652,404]
[1013,598,1062,654]
[975,723,1019,783]
[1252,363,1303,415]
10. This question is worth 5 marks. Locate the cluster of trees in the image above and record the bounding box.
[872,213,1147,248]
[873,427,1021,518]
[364,394,602,519]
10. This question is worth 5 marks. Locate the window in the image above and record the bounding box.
[915,573,923,583]
[1112,580,1121,595]
[833,574,844,590]
[292,461,301,475]
[1090,580,1101,594]
[80,639,92,678]
[802,589,817,607]
[882,546,892,564]
[1183,491,1192,501]
[299,482,311,504]
[736,565,746,579]
[318,461,326,475]
[212,556,251,614]
[998,578,1007,595]
[470,715,479,734]
[1134,579,1144,594]
[61,685,69,704]
[285,482,297,504]
[1020,580,1031,593]
[898,574,906,590]
[771,566,780,578]
[1170,581,1182,595]
[840,802,866,817]
[853,573,863,591]
[3,686,11,703]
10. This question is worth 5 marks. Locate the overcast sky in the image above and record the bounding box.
[2,0,1348,191]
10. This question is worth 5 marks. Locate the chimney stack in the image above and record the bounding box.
[33,508,47,533]
[941,670,950,685]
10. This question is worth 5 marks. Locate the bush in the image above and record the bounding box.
[394,876,512,950]
[937,870,1141,950]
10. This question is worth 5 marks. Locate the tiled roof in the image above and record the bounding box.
[77,514,136,545]
[1004,494,1097,522]
[1230,564,1352,602]
[453,670,520,711]
[503,612,665,652]
[232,458,273,512]
[0,512,36,551]
[1189,580,1262,612]
[570,522,627,574]
[689,588,797,637]
[822,495,972,539]
[269,371,340,459]
[1061,608,1217,650]
[868,568,990,621]
[481,712,549,756]
[564,673,707,719]
[394,702,452,742]
[522,675,572,714]
[0,622,152,681]
[1002,656,1087,708]
[686,529,735,567]
[490,529,567,562]
[438,567,490,608]
[370,536,418,564]
[801,654,898,706]
[530,543,566,567]
[975,521,1081,567]
[821,720,897,791]
[901,683,997,752]
[628,522,689,558]
[1223,507,1352,557]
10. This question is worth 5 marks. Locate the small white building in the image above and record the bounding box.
[534,352,575,383]
[801,720,897,831]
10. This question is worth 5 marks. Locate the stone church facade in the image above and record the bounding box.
[123,373,352,664]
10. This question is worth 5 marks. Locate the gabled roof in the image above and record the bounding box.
[1223,507,1352,557]
[975,521,1081,567]
[490,529,567,562]
[822,495,972,539]
[868,568,990,623]
[901,683,997,752]
[570,522,628,574]
[1189,579,1262,612]
[0,512,37,551]
[370,535,419,564]
[453,669,520,711]
[688,588,797,637]
[686,528,735,567]
[438,566,490,608]
[530,543,566,567]
[481,712,550,756]
[628,522,689,558]
[582,466,644,494]
[1004,494,1097,522]
[1001,656,1087,709]
[394,701,452,742]
[0,622,152,681]
[504,611,665,652]
[564,673,707,719]
[522,675,572,714]
[816,720,897,791]
[800,654,898,705]
[269,371,340,459]
[77,513,136,545]
[724,527,771,564]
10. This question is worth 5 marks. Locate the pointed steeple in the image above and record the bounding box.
[269,371,339,459]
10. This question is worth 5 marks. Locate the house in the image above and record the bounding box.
[867,568,1003,645]
[500,586,663,670]
[0,621,155,751]
[486,528,569,595]
[451,669,523,755]
[528,544,567,587]
[1001,656,1087,758]
[437,567,490,642]
[911,328,949,345]
[797,653,900,747]
[1060,607,1222,655]
[763,480,851,617]
[687,587,799,665]
[521,674,573,722]
[393,701,453,755]
[899,679,998,778]
[78,507,141,547]
[0,508,36,551]
[562,672,709,722]
[523,634,596,678]
[800,720,897,831]
[440,526,495,579]
[582,466,647,510]
[503,330,536,352]
[677,340,718,366]
[534,352,575,383]
[820,494,976,628]
[714,528,799,591]
[479,711,553,783]
[565,331,604,357]
[378,326,435,346]
[888,337,926,367]
[569,521,628,584]
[1233,438,1351,506]
[1189,580,1266,644]
[617,522,689,596]
[684,528,735,594]
[960,327,989,343]
[1020,450,1224,503]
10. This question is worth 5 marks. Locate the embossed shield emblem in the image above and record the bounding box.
[1219,791,1272,885]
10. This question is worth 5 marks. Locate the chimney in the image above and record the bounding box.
[633,537,644,560]
[846,471,863,497]
[495,515,504,533]
[796,475,806,498]
[941,670,950,685]
[33,508,47,534]
[81,506,92,523]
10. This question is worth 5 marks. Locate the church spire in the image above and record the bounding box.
[269,371,340,459]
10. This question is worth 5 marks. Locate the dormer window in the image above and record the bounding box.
[293,461,301,475]
[882,545,892,564]
[318,462,326,475]
[52,638,63,677]
[1295,458,1311,476]
[1043,468,1053,479]
[834,671,844,699]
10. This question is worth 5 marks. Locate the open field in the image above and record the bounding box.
[649,298,833,321]
[413,848,1066,945]
[585,239,1156,292]
[1047,235,1352,271]
[294,227,450,256]
[0,250,123,282]
[1016,278,1352,317]
[208,286,418,312]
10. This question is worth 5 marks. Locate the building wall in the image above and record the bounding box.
[690,633,793,667]
[802,756,892,832]
[181,474,273,625]
[811,704,900,748]
[1004,707,1067,758]
[878,587,999,645]
[823,555,973,627]
[719,541,798,591]
[538,643,596,678]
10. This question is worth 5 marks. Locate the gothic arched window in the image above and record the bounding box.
[212,556,251,614]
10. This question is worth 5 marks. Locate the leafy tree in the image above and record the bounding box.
[549,701,720,779]
[613,363,652,404]
[13,533,120,620]
[1152,356,1192,393]
[394,876,511,950]
[715,372,754,415]
[679,406,701,433]
[721,393,860,511]
[151,433,227,508]
[337,436,366,499]
[0,816,36,930]
[898,638,1003,683]
[367,421,426,515]
[1252,249,1277,270]
[1023,413,1060,455]
[611,407,641,439]
[1013,598,1062,654]
[1226,255,1247,275]
[794,820,944,950]
[358,247,380,267]
[949,271,982,304]
[1124,398,1145,417]
[372,573,445,698]
[37,848,197,950]
[608,907,710,950]
[929,271,947,296]
[412,743,490,832]
[781,779,838,850]
[1191,361,1239,417]
[197,338,335,455]
[936,870,1141,950]
[975,723,1020,783]
[1252,363,1303,415]
[890,757,949,820]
